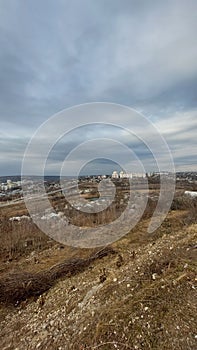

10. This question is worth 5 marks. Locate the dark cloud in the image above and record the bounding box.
[0,0,196,174]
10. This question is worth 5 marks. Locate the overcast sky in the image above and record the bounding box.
[0,0,196,175]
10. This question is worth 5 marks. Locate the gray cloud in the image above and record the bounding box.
[0,0,196,174]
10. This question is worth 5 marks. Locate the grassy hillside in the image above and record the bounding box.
[0,196,196,349]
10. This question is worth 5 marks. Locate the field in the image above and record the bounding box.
[0,180,196,350]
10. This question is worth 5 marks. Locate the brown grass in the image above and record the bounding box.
[0,246,115,305]
[0,217,54,261]
[0,188,196,349]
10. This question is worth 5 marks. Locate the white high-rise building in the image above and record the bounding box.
[119,171,132,179]
[112,171,119,179]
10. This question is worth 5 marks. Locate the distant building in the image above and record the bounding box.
[111,171,146,179]
[132,173,146,179]
[7,180,15,189]
[112,171,119,179]
[119,171,132,179]
[0,184,8,191]
[0,179,21,191]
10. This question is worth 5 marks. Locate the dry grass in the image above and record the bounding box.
[0,246,115,305]
[0,216,54,261]
[69,226,197,350]
[0,190,196,349]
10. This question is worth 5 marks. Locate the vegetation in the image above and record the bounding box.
[0,190,196,349]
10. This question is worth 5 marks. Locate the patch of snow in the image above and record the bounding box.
[184,191,197,198]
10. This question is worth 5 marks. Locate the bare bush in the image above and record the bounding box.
[0,246,115,305]
[171,195,197,224]
[0,217,53,261]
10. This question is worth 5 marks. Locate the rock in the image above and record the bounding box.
[152,273,157,280]
[116,254,123,268]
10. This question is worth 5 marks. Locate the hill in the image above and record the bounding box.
[0,203,196,350]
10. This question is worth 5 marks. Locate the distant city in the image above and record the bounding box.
[0,171,197,202]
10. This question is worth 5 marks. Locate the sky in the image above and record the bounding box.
[0,0,197,175]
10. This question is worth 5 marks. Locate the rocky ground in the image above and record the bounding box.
[0,208,196,350]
